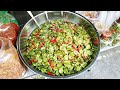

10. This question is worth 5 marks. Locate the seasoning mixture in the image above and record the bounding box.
[23,19,98,76]
[0,37,26,79]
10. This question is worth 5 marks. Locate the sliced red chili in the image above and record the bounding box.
[72,44,76,49]
[30,60,37,62]
[63,42,69,44]
[48,59,54,69]
[56,29,63,32]
[38,42,44,48]
[33,60,37,62]
[50,65,54,69]
[48,59,51,64]
[50,37,57,44]
[28,61,32,64]
[31,44,35,49]
[47,72,54,76]
[36,32,39,37]
[93,38,98,46]
[28,60,37,64]
[77,45,82,52]
[72,44,77,51]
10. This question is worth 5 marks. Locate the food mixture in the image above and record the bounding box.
[23,19,99,76]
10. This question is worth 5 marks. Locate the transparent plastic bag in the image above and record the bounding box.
[75,11,103,34]
[75,11,100,23]
[0,37,26,79]
[95,11,120,49]
[104,11,120,31]
[93,11,120,35]
[95,11,120,32]
[0,11,19,46]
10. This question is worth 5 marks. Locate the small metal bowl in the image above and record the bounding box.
[17,11,100,79]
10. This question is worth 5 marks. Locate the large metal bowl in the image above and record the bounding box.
[17,11,100,79]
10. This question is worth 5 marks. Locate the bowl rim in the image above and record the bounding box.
[17,11,100,79]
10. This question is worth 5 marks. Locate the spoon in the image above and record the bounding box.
[27,11,40,28]
[44,11,50,22]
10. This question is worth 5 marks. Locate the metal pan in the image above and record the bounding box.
[17,11,100,79]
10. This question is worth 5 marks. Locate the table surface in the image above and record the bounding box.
[11,11,120,79]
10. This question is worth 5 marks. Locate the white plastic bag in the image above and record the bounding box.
[104,11,120,31]
[97,11,108,24]
[94,11,120,34]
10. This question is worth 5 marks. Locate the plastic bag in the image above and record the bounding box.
[0,11,19,46]
[97,11,108,24]
[75,11,100,23]
[104,11,120,31]
[75,11,103,34]
[94,11,108,34]
[96,11,120,32]
[0,37,26,79]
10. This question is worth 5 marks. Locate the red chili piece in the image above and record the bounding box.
[50,37,57,44]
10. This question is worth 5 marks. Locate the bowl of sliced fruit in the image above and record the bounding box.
[17,11,100,78]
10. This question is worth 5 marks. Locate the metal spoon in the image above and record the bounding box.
[44,11,50,22]
[27,11,40,28]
